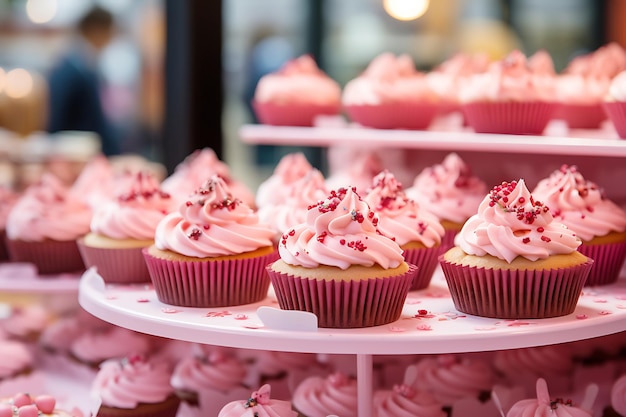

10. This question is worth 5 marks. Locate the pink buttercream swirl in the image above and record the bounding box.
[218,384,297,417]
[611,374,626,416]
[6,173,91,242]
[91,355,175,409]
[255,55,341,106]
[412,355,493,406]
[70,327,150,364]
[0,340,33,379]
[170,350,247,394]
[494,345,574,378]
[373,386,447,417]
[278,187,404,269]
[406,153,487,224]
[506,378,593,417]
[256,153,314,209]
[457,179,581,263]
[90,171,173,240]
[292,373,358,417]
[155,175,274,257]
[532,165,626,242]
[364,170,444,248]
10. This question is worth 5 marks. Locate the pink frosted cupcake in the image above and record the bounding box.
[604,70,626,139]
[364,170,444,290]
[0,186,18,260]
[6,173,90,275]
[161,148,255,208]
[459,50,558,135]
[532,165,626,286]
[1,304,51,343]
[405,153,487,252]
[77,171,174,284]
[343,52,440,129]
[439,179,593,319]
[92,355,180,417]
[218,384,297,417]
[267,186,417,328]
[0,339,33,382]
[144,175,276,307]
[506,378,595,417]
[69,327,151,369]
[253,54,341,126]
[292,372,358,417]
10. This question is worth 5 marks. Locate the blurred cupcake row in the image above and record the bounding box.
[251,44,626,137]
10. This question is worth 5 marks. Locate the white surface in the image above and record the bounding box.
[0,263,80,293]
[238,123,626,157]
[78,267,626,355]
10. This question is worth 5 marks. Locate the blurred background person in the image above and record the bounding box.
[46,5,121,156]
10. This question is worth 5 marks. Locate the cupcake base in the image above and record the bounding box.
[439,252,593,319]
[462,101,557,135]
[603,101,626,139]
[5,238,85,276]
[555,103,607,129]
[402,246,440,291]
[252,100,340,126]
[578,240,626,286]
[344,102,439,130]
[78,239,151,284]
[267,262,417,328]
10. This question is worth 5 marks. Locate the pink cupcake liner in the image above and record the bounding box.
[439,256,593,319]
[402,247,439,290]
[462,101,558,135]
[440,230,459,254]
[77,240,151,284]
[5,238,85,276]
[266,263,417,328]
[344,103,439,130]
[602,102,626,139]
[554,103,607,129]
[143,249,278,307]
[578,241,626,286]
[252,100,340,126]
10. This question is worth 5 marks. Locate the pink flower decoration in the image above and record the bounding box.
[205,311,232,318]
[234,314,248,320]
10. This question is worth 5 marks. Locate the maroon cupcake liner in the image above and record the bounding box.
[440,230,459,255]
[5,238,85,276]
[344,102,439,130]
[462,101,558,135]
[97,396,180,417]
[266,263,417,328]
[439,256,593,319]
[555,103,607,129]
[578,241,626,286]
[603,102,626,139]
[252,100,340,126]
[143,249,278,307]
[77,240,151,284]
[403,247,439,290]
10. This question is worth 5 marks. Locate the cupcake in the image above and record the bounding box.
[252,54,341,126]
[39,316,82,354]
[506,378,596,417]
[0,394,80,417]
[459,50,558,135]
[373,365,446,417]
[256,152,316,210]
[69,327,151,369]
[532,165,626,286]
[607,374,626,417]
[405,153,487,252]
[267,186,417,328]
[1,304,52,343]
[77,171,174,284]
[0,339,33,382]
[144,175,276,307]
[92,355,180,417]
[0,186,18,260]
[604,70,626,139]
[218,384,297,417]
[170,345,250,417]
[161,148,255,208]
[364,170,444,290]
[343,52,440,129]
[292,372,358,417]
[439,179,593,319]
[5,173,90,275]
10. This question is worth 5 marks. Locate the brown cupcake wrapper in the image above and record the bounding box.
[555,103,607,129]
[267,263,417,328]
[252,100,340,126]
[578,241,626,286]
[97,395,180,417]
[462,101,557,135]
[143,249,277,308]
[5,238,85,276]
[402,247,439,290]
[77,240,151,284]
[344,103,439,130]
[603,101,626,139]
[439,255,593,319]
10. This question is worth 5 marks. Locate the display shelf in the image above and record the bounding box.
[78,267,626,356]
[239,124,626,157]
[0,263,80,293]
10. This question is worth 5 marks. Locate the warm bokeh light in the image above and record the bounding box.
[0,68,6,94]
[383,0,430,21]
[26,0,58,24]
[5,69,34,99]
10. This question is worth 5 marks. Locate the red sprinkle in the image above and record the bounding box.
[188,229,202,240]
[522,237,530,244]
[537,227,544,233]
[541,236,551,242]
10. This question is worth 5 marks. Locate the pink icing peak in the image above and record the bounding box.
[187,175,241,211]
[245,384,272,407]
[280,55,321,76]
[487,180,550,225]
